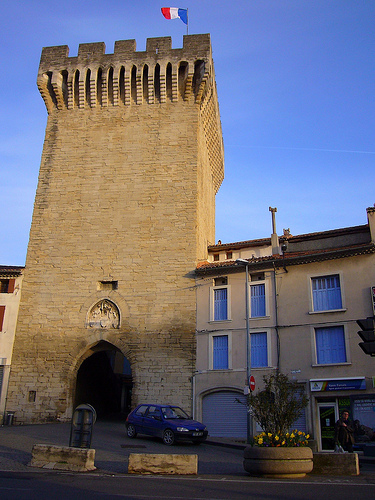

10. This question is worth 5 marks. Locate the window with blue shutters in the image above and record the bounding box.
[250,283,266,317]
[315,325,347,364]
[213,335,229,369]
[312,274,342,311]
[251,332,268,367]
[214,287,228,321]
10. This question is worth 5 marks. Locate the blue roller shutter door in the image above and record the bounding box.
[202,391,247,438]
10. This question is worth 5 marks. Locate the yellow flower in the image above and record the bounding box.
[282,441,286,446]
[306,434,310,439]
[290,433,295,438]
[258,438,263,444]
[286,433,290,437]
[298,431,302,435]
[268,433,272,438]
[275,435,279,441]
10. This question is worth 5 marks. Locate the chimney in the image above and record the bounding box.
[269,207,280,255]
[367,206,375,244]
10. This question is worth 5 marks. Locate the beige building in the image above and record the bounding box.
[194,207,375,450]
[0,266,23,423]
[5,35,224,424]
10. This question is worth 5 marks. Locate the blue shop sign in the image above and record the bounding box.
[310,377,366,392]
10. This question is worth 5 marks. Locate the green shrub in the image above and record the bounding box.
[248,372,309,437]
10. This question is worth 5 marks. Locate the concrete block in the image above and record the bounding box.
[30,444,96,472]
[312,453,359,475]
[128,453,198,475]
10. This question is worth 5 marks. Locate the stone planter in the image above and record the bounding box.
[243,446,313,478]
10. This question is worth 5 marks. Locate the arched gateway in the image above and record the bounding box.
[74,341,132,419]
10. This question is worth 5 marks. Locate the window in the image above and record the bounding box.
[210,282,230,322]
[250,283,266,317]
[0,279,15,294]
[135,405,149,416]
[28,391,36,403]
[97,280,118,291]
[315,325,347,364]
[215,277,227,286]
[213,288,228,321]
[147,406,161,419]
[213,335,229,369]
[312,274,342,311]
[251,332,268,367]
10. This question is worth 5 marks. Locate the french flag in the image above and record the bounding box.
[161,8,188,25]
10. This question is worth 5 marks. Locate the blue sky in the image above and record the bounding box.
[1,1,374,265]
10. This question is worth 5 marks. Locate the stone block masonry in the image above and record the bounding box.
[128,453,198,475]
[30,444,96,472]
[312,453,359,476]
[6,35,224,423]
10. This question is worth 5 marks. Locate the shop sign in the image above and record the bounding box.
[310,377,366,392]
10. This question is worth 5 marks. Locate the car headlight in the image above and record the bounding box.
[176,427,189,432]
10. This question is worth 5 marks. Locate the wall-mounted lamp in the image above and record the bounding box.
[281,241,288,273]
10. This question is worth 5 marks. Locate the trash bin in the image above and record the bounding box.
[69,404,96,448]
[5,411,15,425]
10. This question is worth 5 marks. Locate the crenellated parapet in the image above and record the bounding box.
[38,35,215,112]
[37,34,224,192]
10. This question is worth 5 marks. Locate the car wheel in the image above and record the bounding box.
[127,423,137,438]
[162,429,175,445]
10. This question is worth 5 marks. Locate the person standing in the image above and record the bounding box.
[334,410,355,453]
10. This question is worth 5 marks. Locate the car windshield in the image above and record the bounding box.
[161,406,189,419]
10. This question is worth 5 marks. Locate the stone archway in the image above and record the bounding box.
[74,340,132,420]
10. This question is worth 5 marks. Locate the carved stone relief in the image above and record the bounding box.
[87,299,120,329]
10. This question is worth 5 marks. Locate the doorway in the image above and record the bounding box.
[318,402,339,451]
[75,341,132,420]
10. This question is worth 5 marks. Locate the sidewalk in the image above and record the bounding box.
[0,421,374,478]
[0,421,131,474]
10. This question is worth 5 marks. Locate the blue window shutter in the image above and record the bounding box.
[213,335,229,369]
[312,275,342,311]
[316,326,346,364]
[251,332,268,367]
[251,284,266,317]
[214,288,228,320]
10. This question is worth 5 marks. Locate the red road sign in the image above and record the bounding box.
[250,375,256,392]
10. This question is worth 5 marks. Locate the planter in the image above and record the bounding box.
[243,446,313,478]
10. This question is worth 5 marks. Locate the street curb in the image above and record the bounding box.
[205,439,246,450]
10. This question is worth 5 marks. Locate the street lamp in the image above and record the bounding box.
[236,258,252,444]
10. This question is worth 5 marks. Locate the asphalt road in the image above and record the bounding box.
[1,471,375,500]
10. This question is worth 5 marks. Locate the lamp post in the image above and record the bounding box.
[236,258,252,444]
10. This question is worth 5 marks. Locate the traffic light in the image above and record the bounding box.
[357,317,375,356]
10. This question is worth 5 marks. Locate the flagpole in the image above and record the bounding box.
[186,8,189,35]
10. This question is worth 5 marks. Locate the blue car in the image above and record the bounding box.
[126,404,208,445]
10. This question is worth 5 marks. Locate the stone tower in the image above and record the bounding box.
[6,35,224,423]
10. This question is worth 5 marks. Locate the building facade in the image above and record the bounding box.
[5,35,224,423]
[194,207,375,449]
[0,266,23,423]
